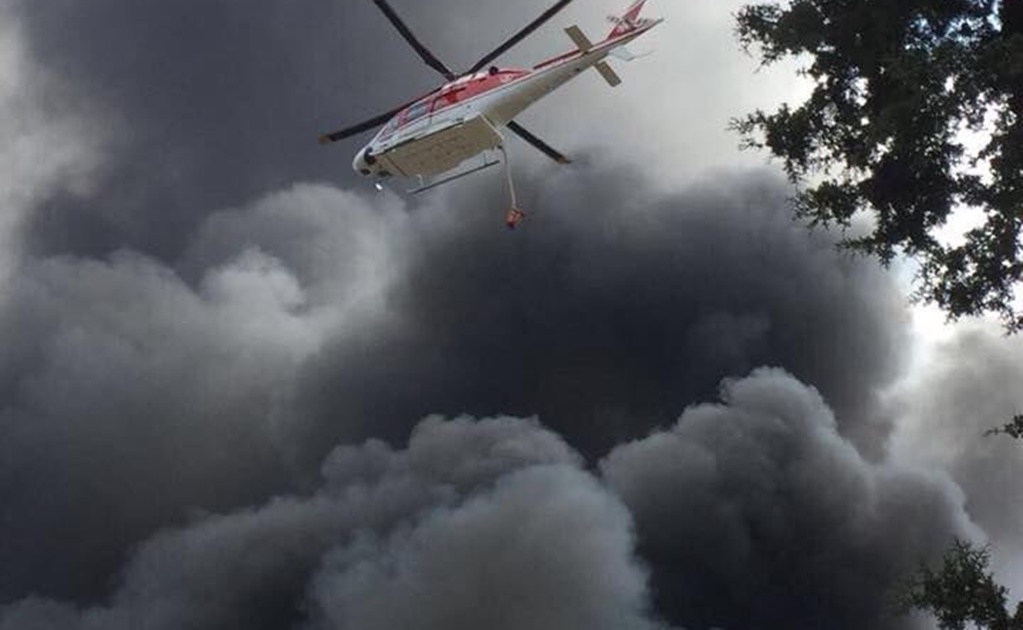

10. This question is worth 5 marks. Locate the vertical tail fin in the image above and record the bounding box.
[607,0,648,39]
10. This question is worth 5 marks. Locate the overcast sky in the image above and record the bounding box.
[1,0,1021,628]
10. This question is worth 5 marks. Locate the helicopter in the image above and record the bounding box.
[318,0,662,228]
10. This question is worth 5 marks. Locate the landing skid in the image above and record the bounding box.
[403,145,526,230]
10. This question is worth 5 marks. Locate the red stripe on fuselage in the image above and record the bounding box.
[388,69,529,132]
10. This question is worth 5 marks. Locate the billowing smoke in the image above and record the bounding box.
[0,169,977,628]
[0,0,1013,628]
[604,368,977,629]
[0,416,669,630]
[0,375,977,630]
[179,170,906,465]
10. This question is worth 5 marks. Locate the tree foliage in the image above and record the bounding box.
[895,540,1023,629]
[986,413,1023,438]
[734,0,1023,330]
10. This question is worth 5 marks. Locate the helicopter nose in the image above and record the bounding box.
[352,147,376,176]
[352,151,369,176]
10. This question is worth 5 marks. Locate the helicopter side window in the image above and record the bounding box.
[432,87,464,112]
[405,100,430,122]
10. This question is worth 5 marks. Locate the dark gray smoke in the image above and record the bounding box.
[0,375,977,630]
[0,168,961,628]
[0,0,1006,628]
[603,368,977,629]
[274,170,906,462]
[0,416,668,630]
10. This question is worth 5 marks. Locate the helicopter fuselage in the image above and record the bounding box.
[352,20,659,179]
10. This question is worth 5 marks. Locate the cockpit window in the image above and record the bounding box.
[379,117,399,138]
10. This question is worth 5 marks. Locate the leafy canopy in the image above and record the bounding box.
[895,540,1023,630]
[734,0,1023,330]
[986,413,1023,438]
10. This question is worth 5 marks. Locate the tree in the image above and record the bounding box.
[893,420,1021,628]
[734,0,1023,331]
[895,540,1023,629]
[986,413,1023,438]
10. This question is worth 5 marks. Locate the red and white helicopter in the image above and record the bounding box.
[319,0,662,228]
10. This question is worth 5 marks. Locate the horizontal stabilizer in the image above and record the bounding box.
[564,25,593,51]
[594,61,622,87]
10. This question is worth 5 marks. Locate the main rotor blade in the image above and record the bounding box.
[372,0,456,80]
[506,121,571,164]
[468,0,575,74]
[318,101,407,144]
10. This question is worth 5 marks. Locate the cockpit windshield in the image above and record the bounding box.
[379,117,399,138]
